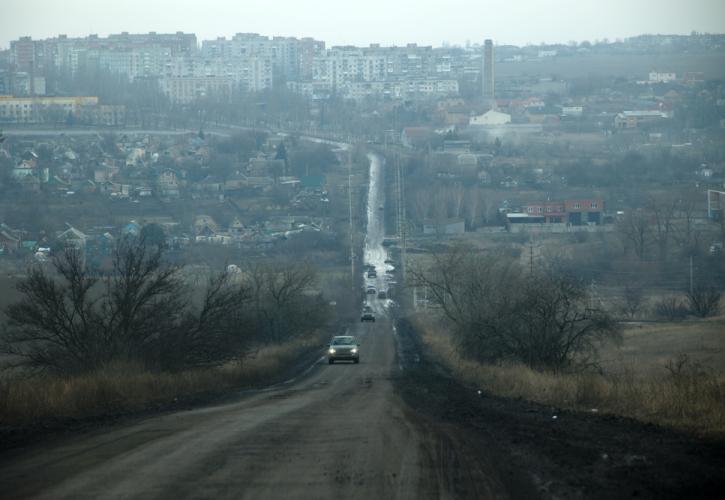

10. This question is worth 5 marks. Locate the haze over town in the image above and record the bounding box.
[2,0,725,48]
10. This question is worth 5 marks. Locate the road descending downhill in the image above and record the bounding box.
[0,153,507,500]
[3,151,720,500]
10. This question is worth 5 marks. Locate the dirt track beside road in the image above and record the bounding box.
[394,317,725,500]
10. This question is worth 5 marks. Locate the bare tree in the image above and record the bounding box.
[654,296,689,321]
[1,238,253,374]
[245,261,327,343]
[648,194,677,260]
[100,237,185,363]
[2,248,103,373]
[618,209,651,259]
[674,191,704,257]
[155,271,251,371]
[410,245,619,370]
[463,188,481,229]
[686,286,721,318]
[447,185,465,219]
[617,285,646,319]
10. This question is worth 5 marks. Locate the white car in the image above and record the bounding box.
[327,336,360,364]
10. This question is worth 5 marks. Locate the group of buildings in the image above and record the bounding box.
[1,31,498,105]
[0,30,713,134]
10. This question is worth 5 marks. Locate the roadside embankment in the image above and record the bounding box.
[394,315,725,499]
[410,314,725,438]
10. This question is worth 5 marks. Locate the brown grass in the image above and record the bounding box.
[0,334,323,427]
[415,316,725,438]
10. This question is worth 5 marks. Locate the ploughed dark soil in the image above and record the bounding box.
[394,317,725,500]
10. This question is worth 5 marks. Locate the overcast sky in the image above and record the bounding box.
[2,0,724,49]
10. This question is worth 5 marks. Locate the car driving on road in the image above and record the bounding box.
[361,305,375,322]
[327,336,360,364]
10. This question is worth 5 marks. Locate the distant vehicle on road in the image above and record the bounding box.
[328,336,359,364]
[377,291,387,300]
[367,269,377,278]
[361,305,375,322]
[384,259,394,265]
[366,286,377,295]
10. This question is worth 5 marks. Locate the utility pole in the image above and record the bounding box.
[396,155,407,285]
[529,241,534,274]
[348,155,355,293]
[689,255,694,295]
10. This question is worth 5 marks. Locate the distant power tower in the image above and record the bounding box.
[482,39,495,107]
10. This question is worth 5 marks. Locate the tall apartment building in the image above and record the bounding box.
[158,55,273,102]
[201,33,324,81]
[10,37,37,73]
[97,46,172,80]
[311,47,388,88]
[11,32,198,76]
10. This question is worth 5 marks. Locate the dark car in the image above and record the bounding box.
[361,305,375,322]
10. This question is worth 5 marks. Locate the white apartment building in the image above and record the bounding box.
[158,76,233,104]
[201,33,308,79]
[649,71,677,83]
[312,48,387,88]
[98,46,172,80]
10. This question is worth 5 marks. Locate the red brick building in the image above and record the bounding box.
[512,198,604,226]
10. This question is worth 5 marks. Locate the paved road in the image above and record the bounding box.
[0,153,500,499]
[2,318,437,499]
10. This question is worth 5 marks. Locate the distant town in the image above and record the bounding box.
[0,30,724,282]
[2,20,725,499]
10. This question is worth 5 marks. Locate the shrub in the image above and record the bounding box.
[686,286,721,318]
[654,296,689,321]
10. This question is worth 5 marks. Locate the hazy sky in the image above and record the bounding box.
[2,0,724,49]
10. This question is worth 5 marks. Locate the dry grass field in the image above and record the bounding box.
[416,315,725,438]
[599,318,725,376]
[0,334,324,427]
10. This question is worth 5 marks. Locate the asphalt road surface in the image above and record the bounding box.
[1,318,454,499]
[1,152,503,499]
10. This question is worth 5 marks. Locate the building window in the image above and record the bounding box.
[573,203,580,209]
[591,202,597,208]
[538,207,543,213]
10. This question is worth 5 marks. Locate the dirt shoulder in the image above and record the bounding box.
[394,317,725,500]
